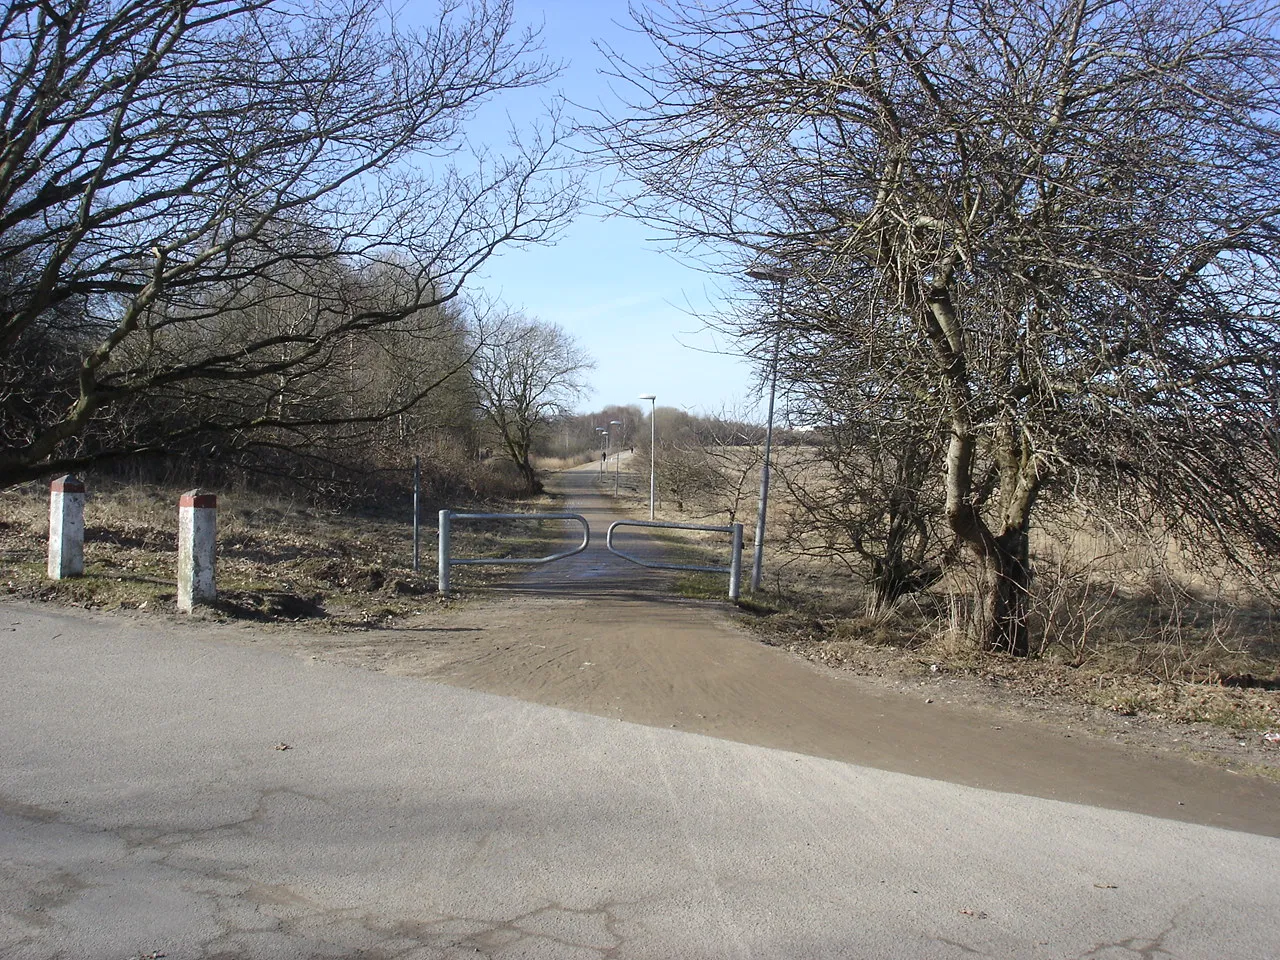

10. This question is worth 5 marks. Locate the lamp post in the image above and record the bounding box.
[639,394,656,519]
[745,263,791,594]
[609,419,622,495]
[596,427,609,475]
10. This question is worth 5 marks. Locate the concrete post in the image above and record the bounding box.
[47,475,85,579]
[177,490,217,612]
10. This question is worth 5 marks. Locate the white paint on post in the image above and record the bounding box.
[177,490,217,613]
[47,475,85,579]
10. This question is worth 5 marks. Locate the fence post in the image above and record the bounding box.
[729,522,743,602]
[437,509,451,595]
[177,490,217,613]
[412,456,421,573]
[47,475,85,580]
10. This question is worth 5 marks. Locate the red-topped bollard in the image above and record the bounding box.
[47,475,85,579]
[177,490,217,612]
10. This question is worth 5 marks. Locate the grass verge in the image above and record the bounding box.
[1,480,562,626]
[735,584,1280,775]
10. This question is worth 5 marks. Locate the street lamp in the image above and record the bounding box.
[609,420,623,495]
[745,263,792,594]
[639,394,656,519]
[597,428,609,475]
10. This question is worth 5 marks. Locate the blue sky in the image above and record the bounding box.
[454,0,765,417]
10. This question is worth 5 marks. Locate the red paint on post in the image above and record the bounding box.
[50,475,85,494]
[179,490,217,509]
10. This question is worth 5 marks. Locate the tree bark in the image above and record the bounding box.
[510,420,544,495]
[975,529,1032,657]
[516,456,542,495]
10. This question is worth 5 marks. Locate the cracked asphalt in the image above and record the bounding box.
[3,599,1280,959]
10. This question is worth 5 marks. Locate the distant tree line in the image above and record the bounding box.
[0,0,581,503]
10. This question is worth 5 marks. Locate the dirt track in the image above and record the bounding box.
[235,460,1277,838]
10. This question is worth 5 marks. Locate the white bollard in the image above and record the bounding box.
[177,490,217,613]
[47,475,85,579]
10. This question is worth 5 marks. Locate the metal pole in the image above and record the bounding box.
[437,509,451,594]
[609,420,623,495]
[649,401,656,520]
[412,456,420,573]
[729,522,743,602]
[744,263,791,595]
[751,330,782,594]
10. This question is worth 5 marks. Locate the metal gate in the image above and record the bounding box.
[437,510,743,601]
[436,510,589,595]
[606,519,744,601]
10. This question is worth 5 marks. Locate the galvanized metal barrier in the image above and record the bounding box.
[437,510,589,594]
[606,519,744,601]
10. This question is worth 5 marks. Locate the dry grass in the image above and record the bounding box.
[735,554,1280,749]
[533,453,598,472]
[6,467,1278,767]
[649,448,1280,744]
[736,588,1280,779]
[0,480,558,625]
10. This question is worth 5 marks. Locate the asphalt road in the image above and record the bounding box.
[3,602,1279,959]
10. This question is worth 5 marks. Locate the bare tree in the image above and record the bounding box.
[470,311,593,493]
[165,259,481,488]
[776,416,945,613]
[643,409,763,521]
[0,0,578,488]
[593,0,1280,654]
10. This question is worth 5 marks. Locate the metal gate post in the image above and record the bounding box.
[436,511,589,595]
[606,519,743,601]
[729,523,743,602]
[438,509,451,594]
[412,456,421,573]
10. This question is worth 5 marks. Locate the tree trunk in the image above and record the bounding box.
[974,529,1031,657]
[517,457,542,495]
[869,556,943,612]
